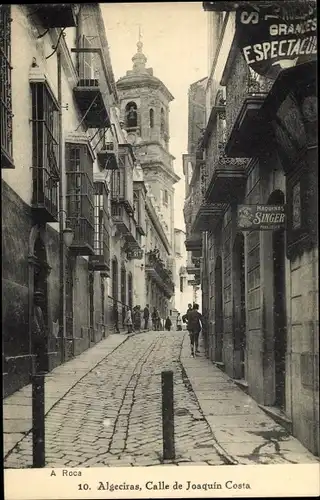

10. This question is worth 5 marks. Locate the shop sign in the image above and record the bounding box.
[127,249,144,260]
[236,2,317,79]
[237,204,286,231]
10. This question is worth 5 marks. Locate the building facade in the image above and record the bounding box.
[173,228,201,319]
[184,1,318,455]
[116,39,179,321]
[183,77,207,334]
[1,4,147,396]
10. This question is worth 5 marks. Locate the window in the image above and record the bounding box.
[65,143,94,252]
[1,6,13,168]
[133,191,139,222]
[180,276,184,293]
[163,189,168,206]
[94,182,110,265]
[125,101,137,128]
[31,81,59,220]
[160,108,165,136]
[111,154,125,199]
[149,108,154,128]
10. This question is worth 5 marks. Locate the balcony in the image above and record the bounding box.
[187,256,201,275]
[72,40,111,129]
[111,202,131,236]
[185,234,202,252]
[190,167,227,233]
[145,250,175,299]
[97,124,119,170]
[125,217,142,253]
[205,142,248,204]
[29,4,78,28]
[223,55,274,157]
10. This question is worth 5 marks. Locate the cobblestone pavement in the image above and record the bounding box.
[4,331,226,468]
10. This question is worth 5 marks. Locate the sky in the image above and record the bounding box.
[101,2,208,231]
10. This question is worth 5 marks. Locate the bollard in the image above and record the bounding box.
[161,370,175,460]
[32,372,45,468]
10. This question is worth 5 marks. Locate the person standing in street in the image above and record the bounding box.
[187,303,203,356]
[152,307,159,331]
[165,316,172,331]
[143,304,150,331]
[176,313,182,331]
[133,305,142,333]
[125,308,133,334]
[113,300,120,333]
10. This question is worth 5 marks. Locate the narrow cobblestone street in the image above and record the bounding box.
[4,330,319,469]
[4,331,226,468]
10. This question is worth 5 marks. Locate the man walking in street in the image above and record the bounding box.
[143,304,150,331]
[182,303,193,330]
[152,307,159,331]
[187,303,203,356]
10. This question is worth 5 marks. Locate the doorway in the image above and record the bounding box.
[269,190,286,410]
[233,232,246,380]
[121,265,126,326]
[65,255,74,341]
[214,256,223,362]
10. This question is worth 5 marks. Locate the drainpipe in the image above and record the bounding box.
[57,49,65,364]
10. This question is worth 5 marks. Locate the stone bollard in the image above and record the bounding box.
[32,372,46,468]
[161,370,175,460]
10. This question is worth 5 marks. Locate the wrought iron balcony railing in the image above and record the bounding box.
[145,251,175,298]
[224,52,274,156]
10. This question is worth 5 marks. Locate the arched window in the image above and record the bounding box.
[160,108,165,136]
[149,108,154,128]
[125,102,138,128]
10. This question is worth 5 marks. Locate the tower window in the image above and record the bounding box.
[160,108,165,136]
[149,108,154,128]
[163,189,168,206]
[180,276,184,293]
[125,102,138,128]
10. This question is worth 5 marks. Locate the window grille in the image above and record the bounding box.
[94,181,110,265]
[31,81,59,220]
[65,143,94,252]
[0,5,13,167]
